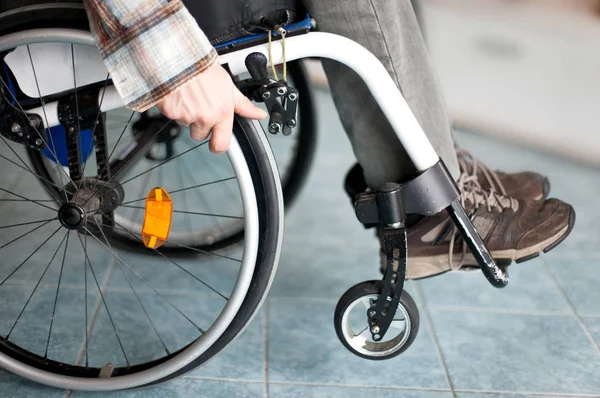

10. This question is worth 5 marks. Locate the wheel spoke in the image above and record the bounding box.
[104,111,135,172]
[158,160,164,189]
[109,219,229,300]
[95,221,242,263]
[179,159,222,230]
[197,148,238,202]
[82,227,205,333]
[0,218,57,230]
[0,198,55,203]
[0,219,56,251]
[24,45,73,198]
[119,205,242,220]
[0,187,57,212]
[92,218,170,355]
[83,232,89,367]
[70,44,83,181]
[120,176,236,205]
[80,118,176,208]
[80,73,110,177]
[120,140,207,185]
[0,224,62,286]
[0,152,64,192]
[45,232,70,359]
[0,134,63,204]
[174,156,193,237]
[6,232,68,339]
[77,233,130,367]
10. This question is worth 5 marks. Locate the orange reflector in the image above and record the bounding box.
[142,187,172,249]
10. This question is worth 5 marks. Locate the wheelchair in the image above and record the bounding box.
[0,1,509,391]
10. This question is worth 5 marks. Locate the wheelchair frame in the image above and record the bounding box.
[0,24,510,386]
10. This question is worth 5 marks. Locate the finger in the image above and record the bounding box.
[189,122,211,142]
[209,116,233,154]
[175,119,191,127]
[233,88,268,120]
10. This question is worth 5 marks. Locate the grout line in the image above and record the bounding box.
[267,380,452,392]
[428,305,573,317]
[182,376,264,384]
[541,258,600,354]
[3,281,234,299]
[263,300,269,398]
[74,259,117,366]
[455,388,600,397]
[414,281,457,398]
[262,296,596,318]
[183,377,453,392]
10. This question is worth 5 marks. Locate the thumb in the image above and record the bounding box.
[233,88,268,120]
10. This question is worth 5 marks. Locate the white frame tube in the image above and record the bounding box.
[26,31,440,172]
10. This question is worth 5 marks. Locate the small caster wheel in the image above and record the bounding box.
[334,280,419,360]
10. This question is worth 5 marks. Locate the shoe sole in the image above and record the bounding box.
[402,205,576,280]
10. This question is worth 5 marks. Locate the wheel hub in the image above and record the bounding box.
[58,203,86,230]
[64,177,125,214]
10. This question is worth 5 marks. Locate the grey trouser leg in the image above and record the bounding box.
[302,0,459,188]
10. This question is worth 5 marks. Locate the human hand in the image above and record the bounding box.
[156,63,267,154]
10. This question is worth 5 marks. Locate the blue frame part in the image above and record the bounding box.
[214,13,313,50]
[1,61,94,167]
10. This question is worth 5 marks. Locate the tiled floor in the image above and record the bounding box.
[1,89,599,398]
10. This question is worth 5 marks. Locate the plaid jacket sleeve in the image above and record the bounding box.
[83,0,217,112]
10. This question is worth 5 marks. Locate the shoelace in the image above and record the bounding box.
[456,149,508,196]
[447,171,518,270]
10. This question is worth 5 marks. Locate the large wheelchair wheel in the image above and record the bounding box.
[7,1,316,250]
[0,10,283,391]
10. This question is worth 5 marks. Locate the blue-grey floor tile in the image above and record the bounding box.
[0,370,65,398]
[1,226,114,289]
[267,298,448,389]
[548,206,600,261]
[71,379,264,397]
[270,384,452,398]
[582,317,600,347]
[418,258,570,314]
[190,309,265,381]
[271,231,382,300]
[0,285,97,365]
[83,290,226,368]
[546,257,600,316]
[430,310,600,394]
[105,247,241,298]
[271,233,420,303]
[455,394,577,398]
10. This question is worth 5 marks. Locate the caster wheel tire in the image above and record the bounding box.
[334,280,419,360]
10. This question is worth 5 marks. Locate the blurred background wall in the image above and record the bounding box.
[305,0,600,166]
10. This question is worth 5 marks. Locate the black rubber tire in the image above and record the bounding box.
[334,280,420,360]
[147,116,282,386]
[0,6,282,386]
